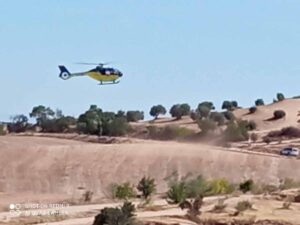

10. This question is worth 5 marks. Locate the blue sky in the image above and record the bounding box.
[1,1,300,121]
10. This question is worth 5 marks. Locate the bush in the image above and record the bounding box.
[137,177,156,200]
[255,99,264,106]
[267,126,300,139]
[235,200,253,212]
[198,119,217,134]
[222,111,235,121]
[112,182,136,200]
[277,93,285,101]
[167,181,187,204]
[179,196,203,220]
[147,125,194,140]
[186,176,209,198]
[249,107,257,114]
[126,111,144,122]
[250,133,258,142]
[170,104,191,120]
[180,103,191,116]
[239,179,254,193]
[197,101,215,110]
[206,178,235,195]
[106,117,129,136]
[231,101,238,108]
[273,110,286,119]
[210,112,225,126]
[93,202,136,225]
[197,106,211,119]
[223,121,249,142]
[222,101,238,111]
[262,136,272,144]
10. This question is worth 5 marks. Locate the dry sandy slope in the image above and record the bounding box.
[1,136,300,203]
[234,98,300,131]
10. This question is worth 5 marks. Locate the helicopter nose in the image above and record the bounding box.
[119,72,123,77]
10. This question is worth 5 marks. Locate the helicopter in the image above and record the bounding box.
[58,62,123,85]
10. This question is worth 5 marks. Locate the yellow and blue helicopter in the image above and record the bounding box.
[58,62,123,85]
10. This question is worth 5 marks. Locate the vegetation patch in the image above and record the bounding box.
[147,125,194,140]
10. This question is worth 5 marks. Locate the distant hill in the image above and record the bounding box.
[234,98,300,132]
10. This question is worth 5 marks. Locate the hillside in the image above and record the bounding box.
[234,98,300,132]
[1,136,300,208]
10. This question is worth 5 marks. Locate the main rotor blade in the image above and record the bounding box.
[74,61,114,66]
[75,62,99,65]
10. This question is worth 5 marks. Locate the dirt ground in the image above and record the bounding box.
[1,133,300,224]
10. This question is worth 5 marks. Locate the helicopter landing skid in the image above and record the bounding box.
[98,81,120,85]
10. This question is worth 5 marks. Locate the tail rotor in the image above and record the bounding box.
[58,65,71,80]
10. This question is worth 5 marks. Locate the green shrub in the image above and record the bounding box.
[147,125,194,140]
[197,106,211,119]
[170,104,191,120]
[223,121,249,142]
[126,111,144,122]
[197,101,215,110]
[249,107,257,114]
[167,181,187,204]
[210,112,225,126]
[186,175,209,198]
[112,182,135,200]
[255,99,264,106]
[198,119,217,134]
[277,93,285,101]
[222,111,235,121]
[106,117,129,136]
[222,101,238,111]
[206,178,235,195]
[137,176,156,200]
[239,179,254,193]
[93,202,136,225]
[273,110,286,119]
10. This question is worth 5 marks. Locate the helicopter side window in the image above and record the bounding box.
[104,69,112,75]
